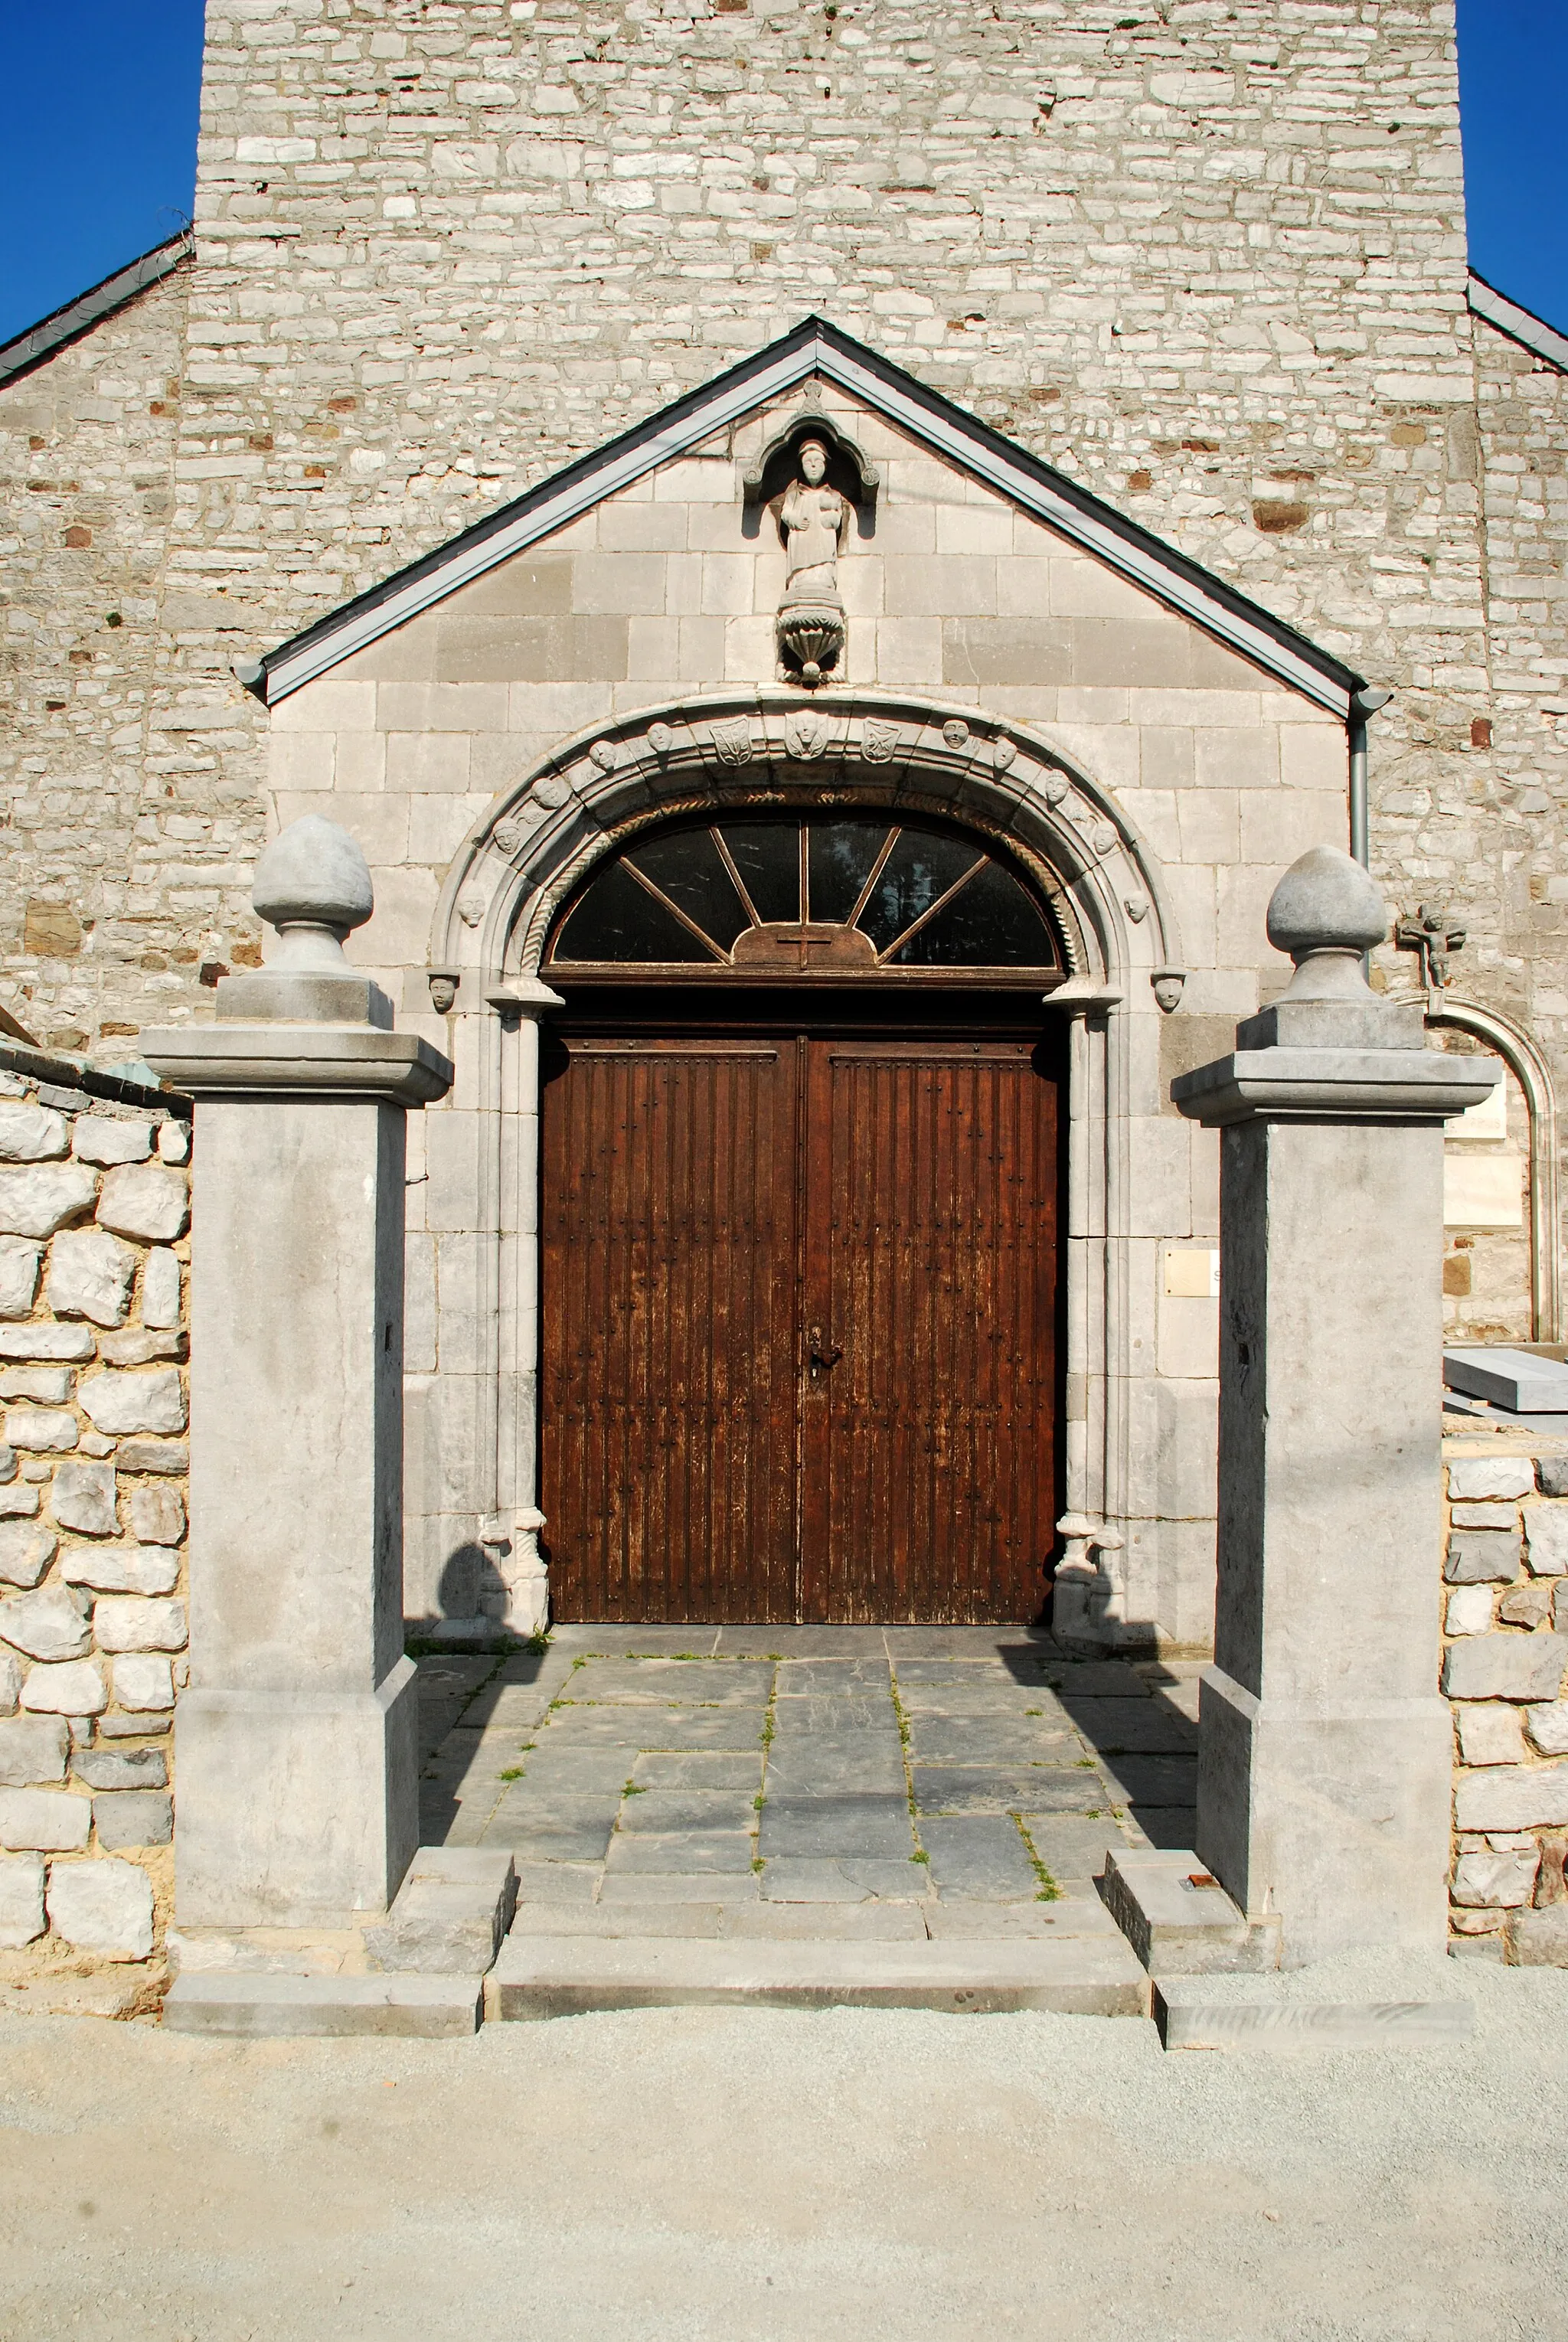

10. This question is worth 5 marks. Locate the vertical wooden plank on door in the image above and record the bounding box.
[541,1034,799,1623]
[803,1037,1060,1626]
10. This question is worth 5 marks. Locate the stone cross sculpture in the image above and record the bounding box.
[776,437,849,687]
[144,817,452,1930]
[1172,844,1496,1964]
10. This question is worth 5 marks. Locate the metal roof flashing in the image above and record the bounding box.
[250,315,1364,720]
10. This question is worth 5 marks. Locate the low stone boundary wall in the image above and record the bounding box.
[1443,1434,1568,1957]
[0,1047,191,1997]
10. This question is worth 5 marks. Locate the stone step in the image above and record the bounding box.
[162,1972,485,2040]
[1153,1979,1475,2051]
[1101,1847,1282,1975]
[487,1932,1149,2019]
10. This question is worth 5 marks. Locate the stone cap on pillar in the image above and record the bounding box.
[141,817,454,1107]
[1171,845,1500,1129]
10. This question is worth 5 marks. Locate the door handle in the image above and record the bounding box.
[808,1325,843,1375]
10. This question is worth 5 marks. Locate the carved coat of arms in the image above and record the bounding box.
[710,717,755,767]
[860,719,901,764]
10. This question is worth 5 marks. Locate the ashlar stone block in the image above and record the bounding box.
[78,1367,186,1436]
[1448,1458,1537,1501]
[112,1654,174,1711]
[19,1658,106,1715]
[50,1459,118,1538]
[93,1788,173,1848]
[60,1545,179,1596]
[139,1247,181,1330]
[0,1583,92,1661]
[72,1119,154,1168]
[1525,1507,1568,1576]
[1454,1703,1528,1767]
[91,1596,187,1654]
[45,1855,154,1959]
[5,1406,79,1452]
[127,1484,184,1546]
[96,1164,189,1243]
[0,1715,69,1787]
[47,1228,137,1328]
[0,1852,44,1947]
[0,1164,99,1239]
[0,1523,57,1590]
[0,1786,91,1851]
[0,1105,68,1163]
[0,1237,42,1318]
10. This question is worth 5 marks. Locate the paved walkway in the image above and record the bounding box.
[416,1627,1199,1935]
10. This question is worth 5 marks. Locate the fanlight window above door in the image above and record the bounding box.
[546,815,1063,981]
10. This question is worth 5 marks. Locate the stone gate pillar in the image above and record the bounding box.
[144,818,452,1927]
[1172,847,1494,1964]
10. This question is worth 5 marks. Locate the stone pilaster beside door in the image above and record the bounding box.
[1174,847,1496,1963]
[145,818,452,1929]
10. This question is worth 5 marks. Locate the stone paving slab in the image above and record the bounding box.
[1054,1697,1197,1752]
[631,1751,764,1788]
[910,1764,1105,1814]
[906,1716,1093,1762]
[616,1789,759,1834]
[603,1830,757,1873]
[758,1794,915,1860]
[598,1871,760,1905]
[759,1857,930,1903]
[570,1658,774,1704]
[1097,1754,1199,1805]
[773,1658,893,1694]
[502,1747,642,1792]
[769,1697,896,1733]
[550,1626,724,1655]
[1018,1815,1134,1880]
[538,1707,767,1749]
[714,1626,890,1656]
[920,1815,1042,1901]
[1122,1806,1199,1850]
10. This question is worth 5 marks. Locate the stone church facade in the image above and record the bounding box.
[2,0,1566,1660]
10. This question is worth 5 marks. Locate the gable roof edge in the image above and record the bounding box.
[1468,269,1568,374]
[252,316,1362,719]
[0,231,194,394]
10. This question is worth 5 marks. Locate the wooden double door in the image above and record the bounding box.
[539,1003,1063,1625]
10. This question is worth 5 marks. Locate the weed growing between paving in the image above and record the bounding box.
[1013,1813,1062,1901]
[886,1664,928,1868]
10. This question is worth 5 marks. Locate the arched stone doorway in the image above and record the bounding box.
[424,688,1184,1637]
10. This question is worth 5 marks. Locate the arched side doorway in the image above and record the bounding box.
[539,808,1068,1625]
[423,689,1184,1638]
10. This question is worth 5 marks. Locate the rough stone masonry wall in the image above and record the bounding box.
[0,267,201,1056]
[2,2,1566,1268]
[0,5,1525,1029]
[0,1053,191,1987]
[1442,1440,1568,1959]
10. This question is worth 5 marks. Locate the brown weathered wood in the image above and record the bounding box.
[541,1011,1061,1625]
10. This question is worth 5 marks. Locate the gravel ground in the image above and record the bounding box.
[2,1965,1564,2341]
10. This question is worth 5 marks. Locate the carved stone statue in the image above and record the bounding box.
[776,438,848,687]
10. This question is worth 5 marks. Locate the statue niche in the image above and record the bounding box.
[743,411,877,690]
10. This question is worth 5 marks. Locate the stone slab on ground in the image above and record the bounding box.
[488,1932,1149,2020]
[1152,1949,1478,2052]
[162,1972,485,2039]
[1155,1986,1475,2052]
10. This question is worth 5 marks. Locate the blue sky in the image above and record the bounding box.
[0,2,1563,346]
